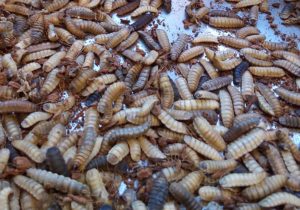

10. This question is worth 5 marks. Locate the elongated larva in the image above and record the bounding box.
[240,48,269,60]
[174,99,219,111]
[0,100,37,113]
[130,13,154,30]
[125,64,143,88]
[279,116,300,128]
[246,34,266,43]
[86,169,109,203]
[13,175,48,201]
[0,187,13,210]
[3,114,21,140]
[257,83,282,117]
[127,138,141,161]
[215,49,236,61]
[274,59,300,77]
[107,142,129,165]
[249,5,259,25]
[199,59,219,79]
[40,68,61,96]
[22,49,56,63]
[116,32,139,52]
[192,35,219,44]
[218,36,250,49]
[198,186,233,203]
[283,54,300,67]
[259,192,300,207]
[106,27,131,49]
[143,50,159,65]
[184,135,223,160]
[194,90,218,100]
[193,116,226,151]
[281,150,300,176]
[201,75,233,91]
[43,51,66,72]
[209,17,245,28]
[156,29,170,52]
[263,41,288,51]
[233,61,249,85]
[139,136,166,159]
[169,182,201,210]
[243,153,265,173]
[220,172,266,188]
[178,171,203,193]
[131,6,158,17]
[175,76,193,100]
[219,90,234,128]
[237,26,259,38]
[12,140,44,163]
[138,30,161,51]
[214,57,242,71]
[226,128,265,159]
[132,66,151,91]
[244,54,272,67]
[170,34,190,61]
[159,73,174,108]
[26,168,90,195]
[241,71,254,100]
[274,87,300,106]
[0,149,9,174]
[227,86,244,115]
[148,174,168,210]
[199,159,237,173]
[277,128,300,162]
[265,143,288,175]
[256,91,275,116]
[177,46,204,62]
[249,66,285,77]
[44,0,69,12]
[46,147,69,177]
[234,0,262,8]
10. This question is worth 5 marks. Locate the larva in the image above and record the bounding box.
[220,172,266,188]
[138,30,161,51]
[46,147,69,177]
[234,0,263,8]
[174,99,219,111]
[40,68,62,96]
[3,114,21,140]
[130,13,154,30]
[156,29,170,52]
[177,46,204,62]
[132,200,147,210]
[204,47,215,61]
[2,54,17,77]
[131,6,158,17]
[132,66,151,91]
[159,72,174,108]
[178,171,204,193]
[241,71,254,100]
[201,75,233,91]
[256,83,282,117]
[240,48,269,60]
[281,150,300,176]
[236,26,260,38]
[20,191,38,210]
[125,64,143,88]
[219,89,234,128]
[262,41,289,51]
[107,142,129,165]
[127,138,141,161]
[279,116,300,128]
[157,108,188,134]
[148,174,168,210]
[233,61,250,85]
[26,168,90,195]
[81,77,106,97]
[12,140,44,163]
[277,128,300,162]
[111,0,128,10]
[283,54,300,67]
[249,6,257,25]
[161,167,186,183]
[227,85,244,115]
[199,59,219,79]
[184,135,224,160]
[106,27,131,49]
[41,123,65,152]
[214,57,242,71]
[209,9,241,18]
[226,128,265,159]
[209,17,245,28]
[274,87,300,106]
[194,90,218,100]
[139,136,166,159]
[54,27,76,45]
[256,91,275,116]
[42,51,66,73]
[175,76,193,100]
[246,34,266,43]
[199,159,237,173]
[192,34,219,44]
[169,182,201,210]
[0,123,6,146]
[47,24,58,42]
[163,143,186,156]
[85,169,109,203]
[22,49,57,63]
[64,17,86,39]
[259,192,300,208]
[193,116,226,151]
[274,59,300,77]
[143,50,159,65]
[64,40,84,62]
[18,62,41,75]
[265,143,288,175]
[0,187,13,210]
[157,128,184,142]
[4,3,32,16]
[65,6,96,20]
[249,66,285,77]
[116,32,139,52]
[0,149,9,174]
[73,19,106,35]
[44,0,69,12]
[0,100,38,113]
[43,94,75,114]
[170,34,190,61]
[218,36,250,49]
[243,153,265,173]
[26,42,61,53]
[177,63,189,78]
[244,54,272,67]
[95,32,116,44]
[13,175,48,201]
[215,49,236,61]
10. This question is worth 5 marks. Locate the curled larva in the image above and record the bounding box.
[12,140,44,163]
[177,46,204,62]
[139,136,166,159]
[209,17,245,28]
[219,89,234,128]
[219,172,266,188]
[259,192,300,208]
[21,112,52,128]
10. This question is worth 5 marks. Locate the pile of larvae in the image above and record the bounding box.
[0,0,300,209]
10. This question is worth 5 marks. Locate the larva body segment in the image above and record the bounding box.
[81,77,106,97]
[73,19,106,35]
[199,59,219,79]
[209,9,241,18]
[218,36,250,49]
[214,57,242,71]
[162,167,187,182]
[226,128,265,159]
[198,186,233,202]
[65,6,96,20]
[199,159,237,173]
[0,148,9,174]
[125,64,143,88]
[184,135,224,160]
[157,128,184,142]
[177,46,204,62]
[227,85,244,115]
[43,51,66,72]
[209,17,245,28]
[107,142,129,165]
[64,17,86,39]
[243,153,265,173]
[158,109,188,134]
[241,71,254,100]
[86,169,109,203]
[130,13,154,30]
[277,128,300,162]
[18,61,41,74]
[178,171,204,193]
[139,136,166,159]
[127,138,141,161]
[246,34,266,43]
[279,116,300,128]
[240,48,269,60]
[163,143,186,156]
[201,75,233,91]
[174,99,219,111]
[233,61,250,85]
[175,76,193,100]
[106,27,131,49]
[170,34,190,61]
[234,0,263,8]
[40,68,61,96]
[64,40,84,62]
[0,123,6,146]
[132,200,147,210]
[156,29,170,52]
[148,174,168,210]
[281,150,300,176]
[263,41,288,51]
[249,67,285,77]
[26,168,90,195]
[219,90,234,128]
[274,87,300,106]
[138,30,161,51]
[0,86,17,100]
[236,26,259,38]
[220,172,266,188]
[0,100,38,113]
[12,140,44,163]
[283,54,300,67]
[244,54,272,67]
[0,187,13,210]
[41,123,65,152]
[169,182,201,210]
[194,90,219,100]
[21,112,52,128]
[256,91,275,116]
[55,27,76,45]
[132,66,151,91]
[46,147,69,177]
[13,175,48,201]
[20,191,38,210]
[44,0,69,12]
[131,6,158,17]
[3,114,22,140]
[143,50,159,65]
[259,192,300,207]
[116,32,139,52]
[159,73,174,108]
[265,144,288,175]
[193,116,226,151]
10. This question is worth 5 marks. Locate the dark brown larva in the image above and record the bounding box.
[201,75,233,91]
[130,13,154,30]
[148,174,169,210]
[46,147,69,177]
[138,31,161,51]
[170,34,190,61]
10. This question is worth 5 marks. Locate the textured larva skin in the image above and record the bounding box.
[218,36,250,49]
[44,0,69,12]
[86,169,109,203]
[162,167,186,184]
[199,159,237,173]
[131,6,158,17]
[156,29,170,52]
[174,100,220,111]
[2,53,17,78]
[138,31,161,51]
[194,90,219,101]
[274,87,300,106]
[46,147,69,177]
[130,13,154,30]
[42,51,66,72]
[0,100,38,113]
[283,54,300,67]
[241,71,254,100]
[236,26,259,38]
[178,171,204,193]
[201,75,233,91]
[0,86,17,100]
[219,90,234,128]
[234,0,262,8]
[209,17,245,28]
[220,172,266,188]
[199,59,219,79]
[125,64,143,88]
[209,9,241,19]
[244,54,272,67]
[132,66,151,91]
[19,62,41,75]
[227,86,244,115]
[132,200,147,210]
[170,34,190,61]
[163,143,186,156]
[64,17,86,39]
[26,168,90,195]
[13,175,48,201]
[282,151,300,176]
[116,32,139,52]
[157,128,184,142]
[184,135,224,160]
[177,46,204,62]
[215,49,235,61]
[192,35,219,44]
[127,138,141,161]
[159,73,174,108]
[277,129,300,162]
[169,182,201,210]
[0,187,13,210]
[69,69,97,93]
[143,50,159,65]
[274,59,300,77]
[256,83,282,117]
[262,41,288,51]
[139,136,166,159]
[246,34,266,43]
[12,140,44,163]
[64,40,84,62]
[4,3,32,16]
[175,76,193,100]
[55,27,76,45]
[249,66,285,77]
[256,91,275,116]
[198,186,233,202]
[3,114,22,140]
[31,121,57,138]
[0,148,9,174]
[240,48,269,60]
[0,122,6,146]
[279,116,300,128]
[243,153,265,173]
[107,142,129,165]
[193,116,226,151]
[233,61,250,85]
[259,192,300,207]
[40,68,61,96]
[65,6,96,20]
[158,109,188,133]
[106,27,131,49]
[265,144,288,175]
[20,191,38,210]
[148,174,168,210]
[21,112,52,128]
[214,57,242,71]
[73,19,106,35]
[226,128,265,159]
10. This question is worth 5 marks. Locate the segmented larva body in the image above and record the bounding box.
[85,169,109,203]
[127,138,141,161]
[237,26,259,38]
[177,46,204,62]
[157,109,188,134]
[46,147,69,177]
[201,76,233,91]
[277,128,300,162]
[192,35,219,44]
[139,136,166,159]
[0,149,9,174]
[13,175,48,201]
[116,32,139,52]
[218,36,250,49]
[3,114,21,140]
[174,99,220,111]
[130,13,154,30]
[26,168,90,195]
[246,34,266,43]
[244,54,272,67]
[193,116,226,151]
[263,41,288,51]
[169,182,201,210]
[199,159,237,174]
[21,112,52,128]
[283,54,300,67]
[0,100,38,113]
[274,87,300,106]
[175,76,193,100]
[138,30,161,51]
[83,107,99,131]
[40,68,61,96]
[131,6,158,17]
[249,66,285,78]
[279,116,300,128]
[240,48,269,60]
[178,171,204,193]
[0,187,13,210]
[199,59,219,79]
[107,142,129,165]
[220,172,266,188]
[194,90,219,100]
[19,62,41,75]
[12,140,44,163]
[214,57,242,71]
[159,73,174,108]
[125,63,143,88]
[0,86,17,100]
[132,200,147,210]
[281,150,300,176]
[163,143,186,156]
[64,40,84,61]
[256,91,275,116]
[243,153,265,173]
[241,71,254,100]
[44,0,69,12]
[188,64,204,92]
[227,85,244,115]
[41,123,65,152]
[156,29,170,52]
[81,77,106,97]
[234,0,262,8]
[157,128,184,142]
[143,50,159,65]
[226,128,265,159]
[259,192,300,207]
[42,51,66,72]
[163,169,185,183]
[209,17,245,28]
[170,34,190,61]
[20,191,38,210]
[265,144,288,175]
[219,90,234,128]
[106,27,131,49]
[198,186,233,202]
[148,174,168,210]
[132,66,151,91]
[184,135,224,160]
